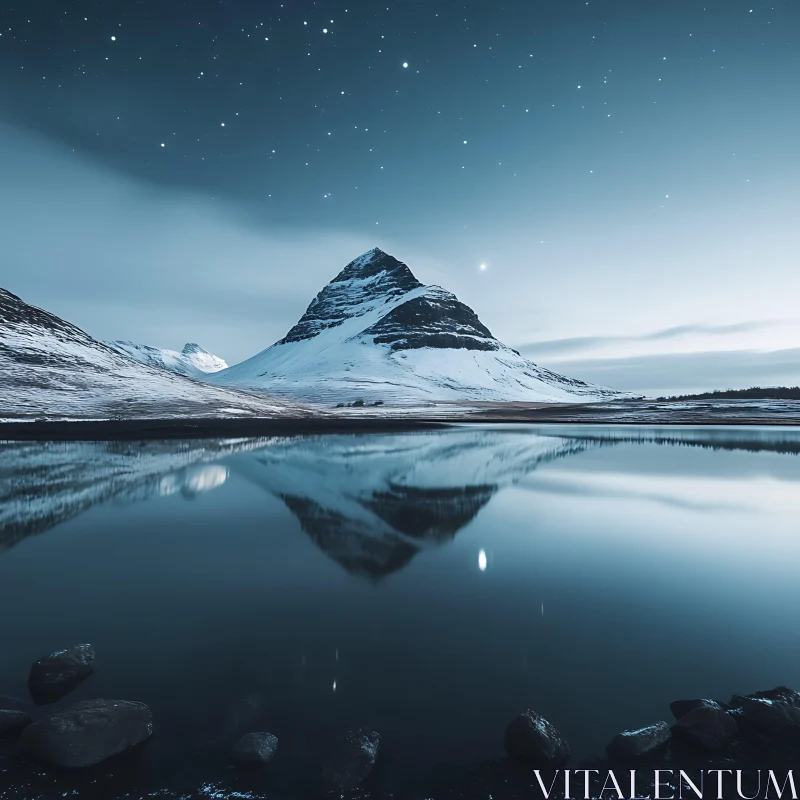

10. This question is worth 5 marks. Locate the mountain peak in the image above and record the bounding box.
[330,247,421,291]
[181,342,208,356]
[277,249,423,345]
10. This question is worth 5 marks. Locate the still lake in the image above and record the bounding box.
[1,425,799,798]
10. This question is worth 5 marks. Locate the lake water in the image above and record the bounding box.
[1,425,800,799]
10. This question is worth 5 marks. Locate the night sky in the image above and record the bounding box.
[2,0,799,395]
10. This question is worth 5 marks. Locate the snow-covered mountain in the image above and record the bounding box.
[107,340,228,380]
[209,247,634,404]
[0,287,309,421]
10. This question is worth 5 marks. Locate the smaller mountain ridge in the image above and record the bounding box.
[0,286,304,421]
[210,247,636,404]
[182,342,229,373]
[108,340,228,379]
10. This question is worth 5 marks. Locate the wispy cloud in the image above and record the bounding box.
[541,348,800,396]
[518,322,775,360]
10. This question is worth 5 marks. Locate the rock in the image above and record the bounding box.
[669,698,726,720]
[503,710,571,765]
[729,693,800,740]
[606,722,671,760]
[0,710,32,736]
[738,686,800,708]
[19,699,152,768]
[231,732,278,765]
[28,644,95,705]
[673,706,738,750]
[0,696,28,712]
[321,728,380,791]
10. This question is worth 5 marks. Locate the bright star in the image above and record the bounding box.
[480,263,487,271]
[478,550,487,571]
[402,62,408,68]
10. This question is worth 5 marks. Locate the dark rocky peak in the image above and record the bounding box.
[363,286,501,352]
[181,342,209,356]
[277,248,424,345]
[329,247,422,292]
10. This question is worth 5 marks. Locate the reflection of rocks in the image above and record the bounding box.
[0,439,265,550]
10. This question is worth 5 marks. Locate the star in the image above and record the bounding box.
[402,62,408,68]
[479,263,487,271]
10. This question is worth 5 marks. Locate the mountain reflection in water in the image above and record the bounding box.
[2,425,799,577]
[1,425,800,800]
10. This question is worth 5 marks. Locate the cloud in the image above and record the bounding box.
[0,123,376,364]
[518,322,775,360]
[542,348,800,397]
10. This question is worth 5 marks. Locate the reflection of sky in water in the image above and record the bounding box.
[0,425,798,790]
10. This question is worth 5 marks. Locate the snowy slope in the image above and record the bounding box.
[0,287,310,420]
[210,248,635,404]
[107,340,228,379]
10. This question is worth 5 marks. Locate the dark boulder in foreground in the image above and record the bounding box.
[321,728,380,791]
[0,696,29,712]
[738,686,800,708]
[0,709,32,736]
[28,643,96,705]
[19,699,153,768]
[606,721,671,760]
[673,706,738,751]
[503,710,570,765]
[669,698,727,720]
[231,732,278,765]
[729,687,800,742]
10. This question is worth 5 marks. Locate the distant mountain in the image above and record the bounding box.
[658,387,800,401]
[107,340,228,380]
[0,287,308,421]
[210,248,635,404]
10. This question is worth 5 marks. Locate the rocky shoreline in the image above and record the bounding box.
[2,643,799,799]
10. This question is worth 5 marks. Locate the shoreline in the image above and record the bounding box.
[2,413,800,441]
[2,400,800,440]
